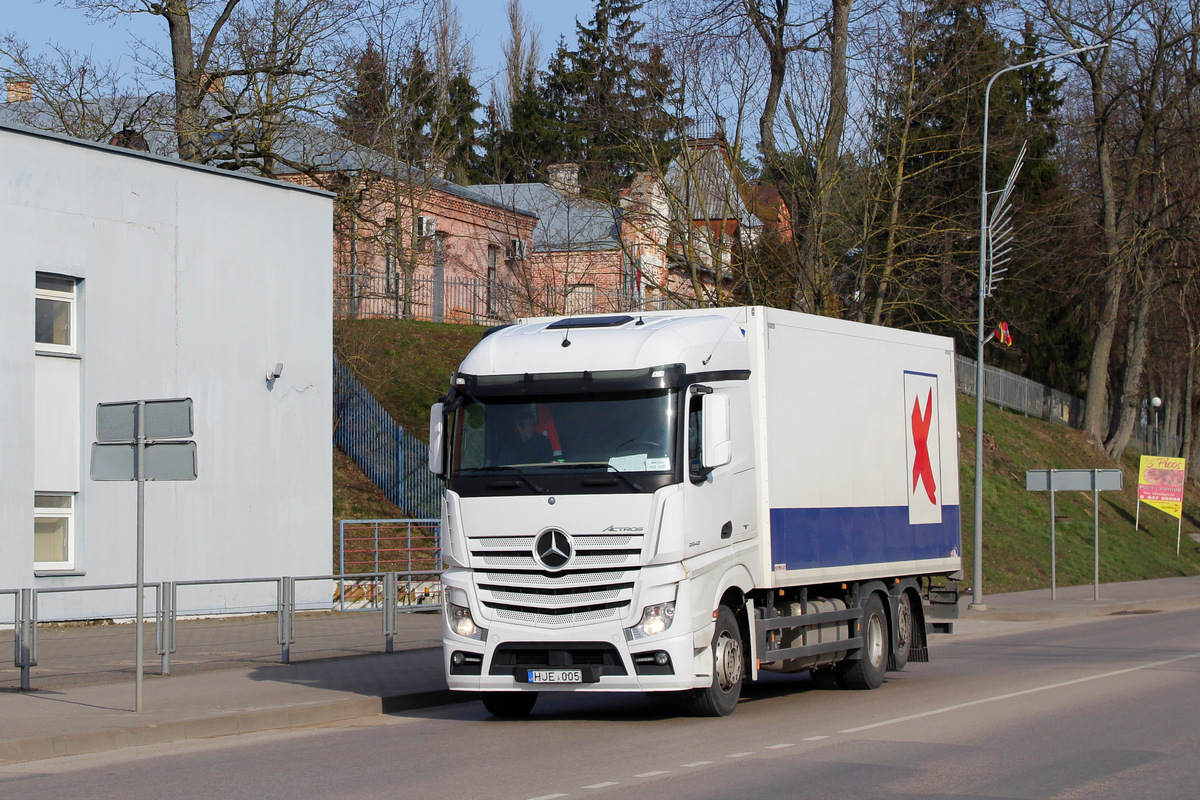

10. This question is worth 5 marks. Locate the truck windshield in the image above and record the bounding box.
[450,390,677,478]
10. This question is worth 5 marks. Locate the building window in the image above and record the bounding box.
[35,493,75,570]
[35,274,76,354]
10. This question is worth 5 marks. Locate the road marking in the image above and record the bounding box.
[527,795,568,800]
[839,652,1200,734]
[802,735,829,741]
[681,761,712,767]
[726,752,755,758]
[635,770,669,778]
[584,782,620,789]
[766,743,795,749]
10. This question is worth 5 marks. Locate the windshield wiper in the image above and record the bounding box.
[545,462,644,492]
[477,466,548,494]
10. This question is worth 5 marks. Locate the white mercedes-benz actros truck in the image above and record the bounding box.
[428,306,962,717]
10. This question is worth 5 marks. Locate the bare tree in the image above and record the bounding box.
[61,0,371,166]
[1039,0,1200,455]
[0,35,166,146]
[493,0,541,129]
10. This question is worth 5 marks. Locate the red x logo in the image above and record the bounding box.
[911,389,937,504]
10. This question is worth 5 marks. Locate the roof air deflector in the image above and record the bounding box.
[545,315,634,330]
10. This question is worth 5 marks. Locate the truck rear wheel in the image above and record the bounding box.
[838,592,888,690]
[482,691,538,718]
[892,591,914,670]
[688,605,744,717]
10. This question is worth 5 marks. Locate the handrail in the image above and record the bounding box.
[3,569,443,689]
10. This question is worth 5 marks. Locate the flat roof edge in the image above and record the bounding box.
[0,120,336,199]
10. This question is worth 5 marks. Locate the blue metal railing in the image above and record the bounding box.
[333,354,442,518]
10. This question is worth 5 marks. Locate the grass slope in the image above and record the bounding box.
[958,394,1200,594]
[333,319,1200,594]
[333,319,487,528]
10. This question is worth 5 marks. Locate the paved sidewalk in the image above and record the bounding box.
[3,576,1200,766]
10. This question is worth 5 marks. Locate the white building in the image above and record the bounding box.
[0,121,334,620]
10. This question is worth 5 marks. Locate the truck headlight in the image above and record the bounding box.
[625,602,675,641]
[444,590,487,641]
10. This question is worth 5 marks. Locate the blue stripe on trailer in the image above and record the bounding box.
[769,505,961,571]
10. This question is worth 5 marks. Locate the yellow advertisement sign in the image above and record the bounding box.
[1137,455,1186,519]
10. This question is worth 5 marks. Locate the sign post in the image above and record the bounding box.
[1025,469,1123,601]
[91,398,196,713]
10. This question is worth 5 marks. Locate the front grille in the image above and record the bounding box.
[469,531,644,622]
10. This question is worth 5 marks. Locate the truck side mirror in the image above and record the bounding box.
[428,402,446,475]
[701,393,732,469]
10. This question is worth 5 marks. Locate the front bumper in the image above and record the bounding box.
[441,566,706,693]
[444,623,703,692]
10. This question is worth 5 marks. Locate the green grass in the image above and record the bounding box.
[333,319,488,526]
[332,319,1200,594]
[958,394,1200,594]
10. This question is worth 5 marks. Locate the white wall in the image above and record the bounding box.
[1,124,334,619]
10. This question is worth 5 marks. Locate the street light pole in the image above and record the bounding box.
[1151,396,1162,455]
[971,42,1108,610]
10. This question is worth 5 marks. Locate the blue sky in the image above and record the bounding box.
[4,0,598,93]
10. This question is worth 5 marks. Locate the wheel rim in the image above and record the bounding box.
[715,630,743,692]
[896,600,912,651]
[866,613,884,668]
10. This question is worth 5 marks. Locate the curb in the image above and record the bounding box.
[0,689,471,766]
[959,593,1200,622]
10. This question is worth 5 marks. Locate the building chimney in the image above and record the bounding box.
[200,74,225,94]
[547,163,580,194]
[6,79,33,103]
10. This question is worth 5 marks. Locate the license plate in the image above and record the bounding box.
[527,669,582,683]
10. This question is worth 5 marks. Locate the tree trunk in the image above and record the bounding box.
[164,6,203,163]
[1104,267,1161,459]
[1081,67,1124,443]
[790,0,851,315]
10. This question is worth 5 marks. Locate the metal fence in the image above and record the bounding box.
[956,354,1184,456]
[334,354,441,518]
[334,273,682,324]
[5,570,442,691]
[337,519,442,611]
[955,355,1084,427]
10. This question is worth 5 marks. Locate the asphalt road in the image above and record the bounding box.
[3,610,1198,800]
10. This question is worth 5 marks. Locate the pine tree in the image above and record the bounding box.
[481,36,578,183]
[438,68,481,183]
[336,44,392,151]
[395,45,437,166]
[568,0,678,197]
[870,0,1014,339]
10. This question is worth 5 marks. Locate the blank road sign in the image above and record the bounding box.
[91,441,198,481]
[97,398,194,442]
[1026,469,1123,493]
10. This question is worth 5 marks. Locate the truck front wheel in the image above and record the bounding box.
[838,592,888,690]
[482,691,538,718]
[688,605,744,717]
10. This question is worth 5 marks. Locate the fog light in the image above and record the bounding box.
[654,651,669,666]
[625,601,676,641]
[451,651,465,666]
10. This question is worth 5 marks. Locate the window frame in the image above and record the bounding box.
[34,492,76,572]
[35,273,77,355]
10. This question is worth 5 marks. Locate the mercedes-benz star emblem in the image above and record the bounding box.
[533,528,573,570]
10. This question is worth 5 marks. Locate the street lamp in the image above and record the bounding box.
[971,42,1108,611]
[1151,396,1162,455]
